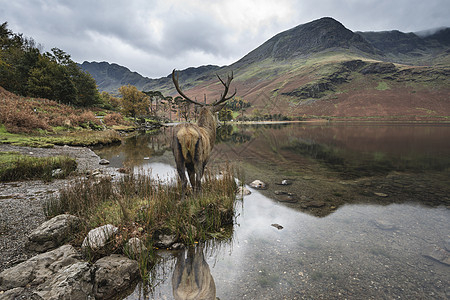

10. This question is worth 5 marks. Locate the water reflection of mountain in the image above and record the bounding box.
[212,123,450,217]
[96,123,450,217]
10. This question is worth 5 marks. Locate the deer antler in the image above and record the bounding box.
[213,71,236,106]
[172,69,205,106]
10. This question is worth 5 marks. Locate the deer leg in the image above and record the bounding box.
[186,163,197,194]
[176,163,188,201]
[194,163,205,194]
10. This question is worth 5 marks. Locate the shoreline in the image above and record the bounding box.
[0,144,113,272]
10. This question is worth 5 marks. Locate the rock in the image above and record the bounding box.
[156,234,177,248]
[374,219,397,230]
[171,243,185,250]
[274,190,287,195]
[422,245,450,266]
[51,168,63,178]
[99,159,110,165]
[374,192,388,197]
[27,214,80,253]
[249,180,267,189]
[0,245,81,291]
[271,224,284,230]
[0,288,30,300]
[275,179,292,185]
[306,200,325,208]
[125,237,147,258]
[277,194,298,203]
[93,254,139,300]
[444,238,450,252]
[236,186,251,198]
[34,261,93,299]
[82,224,118,252]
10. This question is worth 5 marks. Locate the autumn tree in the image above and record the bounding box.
[119,85,150,120]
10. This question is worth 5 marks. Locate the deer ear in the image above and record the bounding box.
[212,103,227,113]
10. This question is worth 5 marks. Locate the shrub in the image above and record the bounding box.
[103,112,127,126]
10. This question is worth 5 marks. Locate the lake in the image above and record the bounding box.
[95,122,450,299]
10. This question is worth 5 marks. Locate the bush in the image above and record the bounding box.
[103,112,126,126]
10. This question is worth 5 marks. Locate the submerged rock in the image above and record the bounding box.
[27,214,80,253]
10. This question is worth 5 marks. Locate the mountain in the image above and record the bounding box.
[79,61,220,94]
[81,17,450,119]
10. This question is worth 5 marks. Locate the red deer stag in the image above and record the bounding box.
[172,69,236,200]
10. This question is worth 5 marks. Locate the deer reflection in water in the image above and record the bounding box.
[172,246,216,300]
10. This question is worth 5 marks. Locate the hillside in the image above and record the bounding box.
[81,17,450,119]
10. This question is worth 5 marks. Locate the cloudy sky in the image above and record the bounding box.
[2,0,450,78]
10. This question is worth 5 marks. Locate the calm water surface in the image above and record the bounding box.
[96,123,450,299]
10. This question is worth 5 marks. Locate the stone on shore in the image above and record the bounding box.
[93,254,139,300]
[27,214,80,253]
[82,224,118,252]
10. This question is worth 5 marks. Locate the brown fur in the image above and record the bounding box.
[172,107,218,199]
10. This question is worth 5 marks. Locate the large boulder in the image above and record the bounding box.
[93,254,139,299]
[27,214,80,253]
[34,261,93,300]
[0,245,81,291]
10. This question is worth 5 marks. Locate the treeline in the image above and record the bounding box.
[0,22,100,107]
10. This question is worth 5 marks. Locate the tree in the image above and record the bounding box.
[218,107,233,121]
[1,24,100,107]
[118,85,150,120]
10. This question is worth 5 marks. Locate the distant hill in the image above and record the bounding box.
[81,17,450,119]
[79,62,220,95]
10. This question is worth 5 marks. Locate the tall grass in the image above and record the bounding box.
[0,152,77,181]
[44,165,238,280]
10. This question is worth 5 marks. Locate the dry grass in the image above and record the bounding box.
[0,86,101,133]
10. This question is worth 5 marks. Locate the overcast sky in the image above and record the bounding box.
[2,0,450,78]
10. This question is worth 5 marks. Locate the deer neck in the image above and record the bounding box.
[197,108,217,142]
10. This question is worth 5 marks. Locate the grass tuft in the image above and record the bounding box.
[0,152,77,182]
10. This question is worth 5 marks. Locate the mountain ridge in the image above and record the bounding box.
[80,17,450,119]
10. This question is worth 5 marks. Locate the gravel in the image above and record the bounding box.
[0,144,111,272]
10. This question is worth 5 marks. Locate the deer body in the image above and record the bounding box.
[171,69,235,200]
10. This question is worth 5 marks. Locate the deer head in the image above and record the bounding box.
[172,69,236,113]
